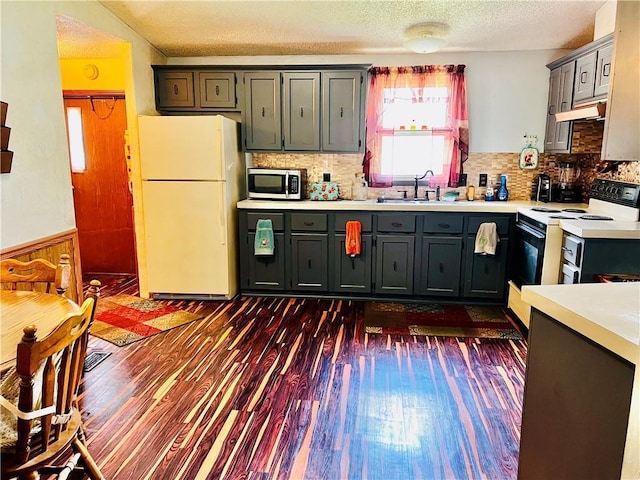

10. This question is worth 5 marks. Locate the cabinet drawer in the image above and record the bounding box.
[247,212,284,231]
[562,235,583,267]
[467,216,511,236]
[291,213,327,231]
[423,214,463,234]
[377,215,416,233]
[334,213,372,232]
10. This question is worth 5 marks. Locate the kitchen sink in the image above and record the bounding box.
[376,197,433,203]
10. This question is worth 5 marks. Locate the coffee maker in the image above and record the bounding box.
[532,174,551,202]
[551,162,582,202]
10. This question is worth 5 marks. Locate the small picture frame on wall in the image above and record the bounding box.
[519,146,539,170]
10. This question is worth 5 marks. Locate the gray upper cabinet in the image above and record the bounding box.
[593,43,613,99]
[199,72,236,108]
[544,62,575,153]
[156,70,195,109]
[244,71,282,151]
[543,33,614,154]
[321,71,364,152]
[573,50,597,104]
[283,72,320,151]
[573,40,614,105]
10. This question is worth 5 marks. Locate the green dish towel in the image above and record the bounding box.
[254,219,275,255]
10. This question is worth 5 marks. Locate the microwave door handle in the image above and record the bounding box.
[284,172,290,199]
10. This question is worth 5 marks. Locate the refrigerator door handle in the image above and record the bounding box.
[215,128,224,180]
[218,187,226,245]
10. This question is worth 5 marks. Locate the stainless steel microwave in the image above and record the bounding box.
[247,168,307,200]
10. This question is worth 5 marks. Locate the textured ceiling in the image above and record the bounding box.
[56,14,126,58]
[59,1,606,58]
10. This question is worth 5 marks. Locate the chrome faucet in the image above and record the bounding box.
[414,169,434,199]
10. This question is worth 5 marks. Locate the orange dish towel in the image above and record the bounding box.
[345,221,362,257]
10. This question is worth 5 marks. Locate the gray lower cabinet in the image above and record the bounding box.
[463,215,512,299]
[374,235,415,295]
[333,234,372,293]
[238,209,512,301]
[290,234,328,291]
[463,237,509,298]
[247,233,286,290]
[418,237,463,296]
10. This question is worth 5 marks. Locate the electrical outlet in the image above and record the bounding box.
[459,173,467,186]
[479,174,488,187]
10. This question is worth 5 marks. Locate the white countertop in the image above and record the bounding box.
[239,198,534,213]
[560,219,640,239]
[521,283,640,364]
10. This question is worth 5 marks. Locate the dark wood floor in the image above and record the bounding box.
[79,275,527,479]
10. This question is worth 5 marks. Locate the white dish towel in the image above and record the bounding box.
[474,222,499,255]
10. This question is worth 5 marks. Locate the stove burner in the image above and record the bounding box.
[562,208,587,213]
[579,215,614,221]
[531,207,561,213]
[549,215,576,219]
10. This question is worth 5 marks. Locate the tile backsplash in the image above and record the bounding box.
[252,122,640,202]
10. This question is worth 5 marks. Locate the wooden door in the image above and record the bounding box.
[63,95,136,274]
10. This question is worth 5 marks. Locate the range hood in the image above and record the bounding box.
[555,101,606,122]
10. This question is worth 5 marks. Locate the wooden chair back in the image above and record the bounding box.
[0,254,71,295]
[1,280,103,479]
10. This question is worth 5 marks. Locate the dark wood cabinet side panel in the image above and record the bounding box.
[518,310,634,480]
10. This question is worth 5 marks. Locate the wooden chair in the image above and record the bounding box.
[0,280,104,480]
[0,254,71,296]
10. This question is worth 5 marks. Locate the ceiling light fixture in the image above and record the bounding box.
[403,22,449,54]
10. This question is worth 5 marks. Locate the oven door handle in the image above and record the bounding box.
[516,222,546,240]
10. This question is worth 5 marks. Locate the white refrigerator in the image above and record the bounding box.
[138,115,244,299]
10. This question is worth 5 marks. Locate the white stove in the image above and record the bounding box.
[519,179,640,226]
[509,179,640,326]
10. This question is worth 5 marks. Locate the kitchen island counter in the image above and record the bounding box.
[521,282,639,479]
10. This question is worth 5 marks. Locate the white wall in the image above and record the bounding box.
[0,1,163,251]
[169,50,568,153]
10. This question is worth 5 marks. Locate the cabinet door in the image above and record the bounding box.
[291,234,328,291]
[463,237,509,298]
[374,235,414,295]
[322,71,363,152]
[333,234,372,293]
[545,63,575,153]
[283,72,320,150]
[156,71,195,108]
[244,72,282,150]
[573,51,597,104]
[553,63,575,152]
[418,237,463,297]
[247,233,286,290]
[544,67,561,151]
[594,43,613,98]
[199,72,236,108]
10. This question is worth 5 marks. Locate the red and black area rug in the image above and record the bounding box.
[364,302,524,340]
[92,294,204,346]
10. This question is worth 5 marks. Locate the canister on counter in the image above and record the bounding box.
[467,185,475,201]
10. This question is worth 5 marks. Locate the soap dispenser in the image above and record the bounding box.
[497,175,509,201]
